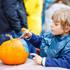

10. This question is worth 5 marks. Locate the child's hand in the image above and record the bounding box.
[21,27,28,32]
[20,28,32,39]
[32,54,42,65]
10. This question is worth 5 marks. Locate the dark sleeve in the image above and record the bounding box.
[28,33,53,49]
[2,0,21,33]
[28,33,42,49]
[45,41,70,68]
[45,52,70,68]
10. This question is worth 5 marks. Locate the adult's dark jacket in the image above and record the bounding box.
[0,0,27,34]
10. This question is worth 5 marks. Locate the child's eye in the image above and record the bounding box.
[55,24,58,26]
[54,23,58,26]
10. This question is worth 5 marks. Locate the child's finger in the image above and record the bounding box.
[19,30,29,39]
[33,57,36,60]
[33,57,38,64]
[21,28,27,32]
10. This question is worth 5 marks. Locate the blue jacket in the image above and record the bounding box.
[28,33,70,68]
[0,0,27,34]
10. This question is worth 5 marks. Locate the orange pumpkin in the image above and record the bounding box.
[0,35,29,65]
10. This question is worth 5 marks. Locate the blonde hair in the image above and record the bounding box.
[52,8,70,29]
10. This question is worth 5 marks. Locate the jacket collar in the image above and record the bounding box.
[56,34,70,41]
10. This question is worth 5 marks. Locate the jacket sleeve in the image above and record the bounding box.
[28,33,42,48]
[2,0,21,33]
[28,33,52,48]
[43,41,70,68]
[44,52,70,68]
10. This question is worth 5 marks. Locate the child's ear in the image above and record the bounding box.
[64,25,70,33]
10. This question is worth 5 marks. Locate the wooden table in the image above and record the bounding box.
[0,59,69,70]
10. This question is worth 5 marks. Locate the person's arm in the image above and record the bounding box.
[27,33,42,49]
[42,53,70,68]
[2,0,21,33]
[42,41,70,68]
[31,51,70,68]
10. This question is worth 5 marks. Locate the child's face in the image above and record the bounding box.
[51,21,64,35]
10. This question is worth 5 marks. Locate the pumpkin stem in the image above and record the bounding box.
[5,34,13,40]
